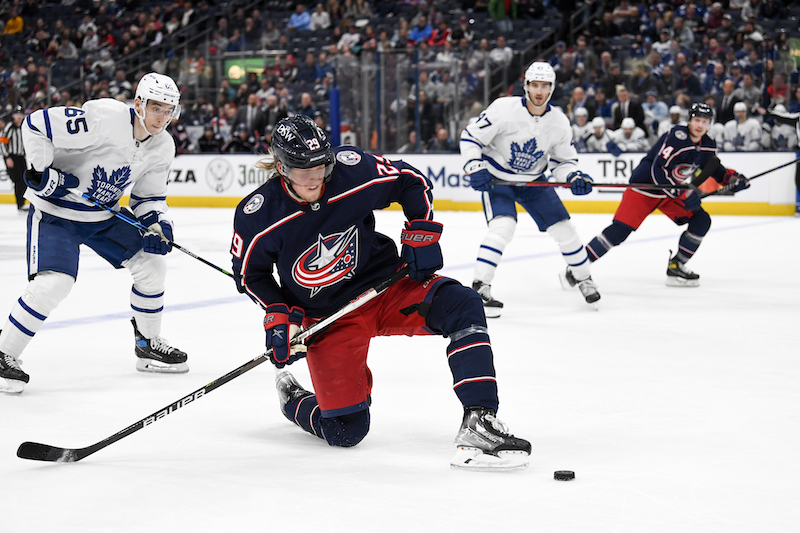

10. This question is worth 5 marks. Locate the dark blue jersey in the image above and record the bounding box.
[231,146,434,318]
[630,125,726,198]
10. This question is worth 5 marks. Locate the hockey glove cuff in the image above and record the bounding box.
[401,219,444,282]
[723,169,750,193]
[566,170,594,195]
[464,160,493,192]
[679,190,701,212]
[139,212,174,255]
[24,167,79,199]
[265,304,307,368]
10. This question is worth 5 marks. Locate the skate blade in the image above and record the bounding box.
[665,277,700,287]
[136,359,190,374]
[483,306,502,319]
[558,271,576,290]
[450,446,530,472]
[0,377,25,394]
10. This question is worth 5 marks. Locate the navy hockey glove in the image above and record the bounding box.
[23,167,79,199]
[566,170,594,195]
[679,190,701,212]
[723,169,750,193]
[400,219,444,282]
[606,141,623,157]
[264,304,306,368]
[139,211,174,255]
[464,159,493,192]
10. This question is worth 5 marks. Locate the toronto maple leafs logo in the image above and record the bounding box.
[508,138,545,172]
[86,165,132,205]
[292,226,359,297]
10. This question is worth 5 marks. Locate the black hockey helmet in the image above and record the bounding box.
[271,114,335,180]
[688,102,714,122]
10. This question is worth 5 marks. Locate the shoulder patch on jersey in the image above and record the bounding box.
[336,150,361,166]
[243,194,264,214]
[674,130,687,140]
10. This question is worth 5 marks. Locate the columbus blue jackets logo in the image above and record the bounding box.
[671,163,695,183]
[86,165,132,204]
[509,138,544,172]
[292,225,359,297]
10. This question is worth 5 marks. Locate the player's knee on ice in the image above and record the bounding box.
[426,282,487,334]
[321,409,370,447]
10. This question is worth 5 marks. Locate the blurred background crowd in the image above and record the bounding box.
[1,0,800,155]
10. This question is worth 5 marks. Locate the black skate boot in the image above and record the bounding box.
[275,370,314,421]
[451,407,531,471]
[1,348,29,394]
[472,281,504,318]
[131,318,189,373]
[666,253,700,287]
[560,267,601,304]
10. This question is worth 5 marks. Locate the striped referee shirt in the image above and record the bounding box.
[0,121,25,157]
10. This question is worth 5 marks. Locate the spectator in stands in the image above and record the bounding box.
[549,41,567,70]
[409,15,433,44]
[788,86,800,113]
[296,53,318,84]
[338,23,362,53]
[628,62,657,100]
[4,9,24,35]
[593,87,612,118]
[489,0,516,35]
[222,123,255,153]
[642,88,669,125]
[706,2,725,31]
[232,92,267,137]
[436,71,457,119]
[489,35,513,69]
[766,72,789,108]
[732,72,760,109]
[397,130,421,153]
[296,92,318,118]
[326,0,344,22]
[264,94,289,130]
[428,19,451,47]
[593,11,620,39]
[427,124,457,152]
[108,69,133,100]
[657,64,677,97]
[468,38,491,72]
[672,16,695,49]
[611,85,646,131]
[677,63,703,97]
[601,63,626,102]
[57,34,79,60]
[226,28,246,52]
[243,17,261,50]
[262,19,281,47]
[311,3,332,30]
[417,40,435,63]
[573,35,598,74]
[347,0,374,20]
[568,86,595,121]
[715,79,741,124]
[287,4,312,32]
[702,62,727,96]
[657,105,686,138]
[450,16,474,44]
[435,40,456,66]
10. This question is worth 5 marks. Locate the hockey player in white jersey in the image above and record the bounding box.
[656,105,687,138]
[723,102,761,151]
[585,116,616,154]
[571,107,592,153]
[460,61,600,316]
[0,72,189,394]
[761,104,798,150]
[609,117,650,152]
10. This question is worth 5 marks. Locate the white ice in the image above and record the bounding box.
[1,204,798,532]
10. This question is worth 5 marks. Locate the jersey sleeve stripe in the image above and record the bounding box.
[25,115,40,133]
[459,137,484,149]
[327,176,399,203]
[400,168,434,220]
[42,109,53,140]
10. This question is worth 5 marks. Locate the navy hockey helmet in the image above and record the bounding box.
[271,114,335,180]
[688,102,714,122]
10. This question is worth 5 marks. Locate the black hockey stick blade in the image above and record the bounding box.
[16,266,411,463]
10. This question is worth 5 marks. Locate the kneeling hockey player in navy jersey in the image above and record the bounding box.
[585,102,751,286]
[231,115,530,470]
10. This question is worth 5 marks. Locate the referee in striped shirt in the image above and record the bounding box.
[1,106,27,211]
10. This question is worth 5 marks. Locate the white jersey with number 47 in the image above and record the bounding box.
[22,98,176,222]
[460,97,578,183]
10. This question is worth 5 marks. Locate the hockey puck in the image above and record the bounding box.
[554,470,575,481]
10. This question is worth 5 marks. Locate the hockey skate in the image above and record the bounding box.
[666,254,700,287]
[451,407,531,472]
[275,370,314,421]
[472,281,503,318]
[131,318,189,373]
[0,349,29,395]
[559,267,601,305]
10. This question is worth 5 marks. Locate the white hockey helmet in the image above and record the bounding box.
[621,117,636,130]
[134,72,181,134]
[524,61,556,108]
[591,116,606,131]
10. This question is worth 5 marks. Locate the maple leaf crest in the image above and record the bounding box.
[508,138,544,172]
[86,165,133,205]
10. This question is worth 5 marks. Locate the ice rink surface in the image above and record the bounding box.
[1,203,798,532]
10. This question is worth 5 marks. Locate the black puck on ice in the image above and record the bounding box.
[554,470,575,481]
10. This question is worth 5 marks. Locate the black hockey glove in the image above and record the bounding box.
[400,219,444,282]
[723,169,750,193]
[24,167,79,199]
[566,170,594,195]
[264,303,306,368]
[139,212,174,255]
[679,190,701,212]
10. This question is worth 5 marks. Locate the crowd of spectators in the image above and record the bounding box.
[1,0,799,155]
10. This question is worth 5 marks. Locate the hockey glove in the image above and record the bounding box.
[464,159,493,192]
[566,170,594,195]
[605,141,623,157]
[23,167,79,199]
[139,211,174,255]
[264,303,306,368]
[679,190,701,212]
[723,169,750,193]
[400,219,444,282]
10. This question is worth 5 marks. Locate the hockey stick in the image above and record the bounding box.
[67,188,234,278]
[699,155,800,198]
[491,180,694,191]
[16,266,411,463]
